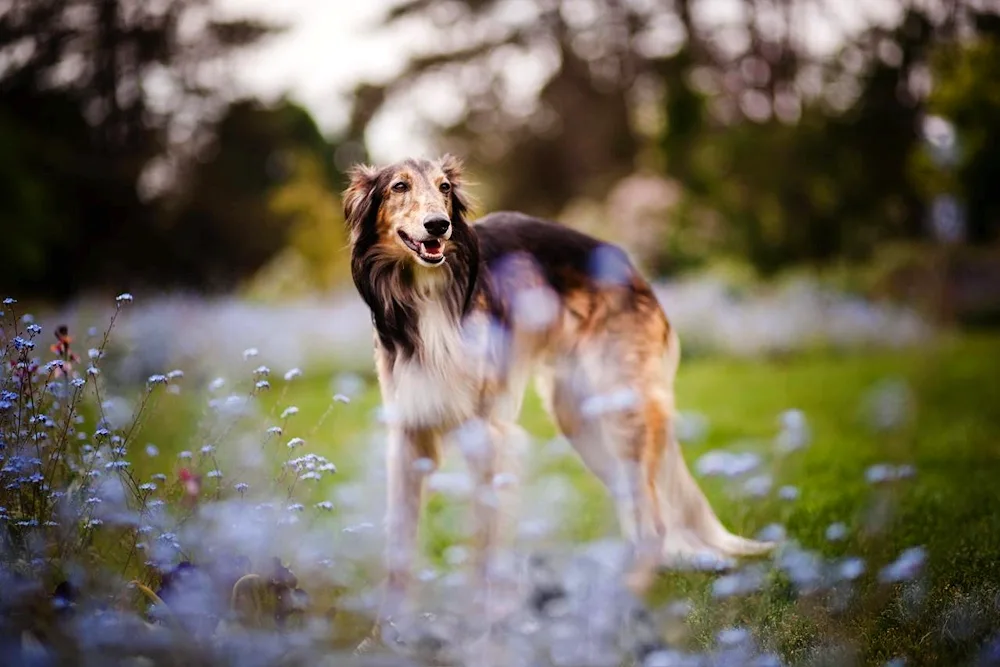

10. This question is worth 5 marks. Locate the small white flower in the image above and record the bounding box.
[287,437,305,449]
[266,426,283,436]
[147,374,168,385]
[255,380,270,391]
[879,546,927,583]
[242,347,259,360]
[208,377,226,391]
[333,394,351,404]
[166,369,184,380]
[234,482,249,493]
[287,503,305,512]
[206,469,223,479]
[866,464,894,484]
[825,522,848,541]
[839,557,866,581]
[200,444,215,455]
[14,336,35,350]
[280,406,299,419]
[115,293,134,303]
[139,483,157,492]
[86,366,100,376]
[178,451,192,459]
[283,368,302,381]
[778,485,800,501]
[43,360,64,374]
[314,501,334,511]
[145,444,159,457]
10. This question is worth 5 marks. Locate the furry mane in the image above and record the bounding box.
[343,156,479,360]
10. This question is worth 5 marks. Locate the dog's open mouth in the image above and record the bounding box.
[398,230,445,264]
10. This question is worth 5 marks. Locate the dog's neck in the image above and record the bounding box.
[367,258,468,362]
[412,265,451,300]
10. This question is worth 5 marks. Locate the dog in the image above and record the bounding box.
[343,155,772,628]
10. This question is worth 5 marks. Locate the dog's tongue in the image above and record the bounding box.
[421,240,442,255]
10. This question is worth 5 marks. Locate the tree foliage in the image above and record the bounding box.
[355,0,1000,273]
[0,0,347,299]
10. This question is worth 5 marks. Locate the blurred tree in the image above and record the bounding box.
[923,14,1000,244]
[357,0,1000,274]
[659,8,936,273]
[355,0,655,216]
[245,152,352,300]
[0,0,287,298]
[166,99,343,292]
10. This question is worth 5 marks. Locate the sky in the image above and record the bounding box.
[215,0,430,161]
[215,0,905,163]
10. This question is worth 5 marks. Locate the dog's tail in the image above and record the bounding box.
[656,329,775,562]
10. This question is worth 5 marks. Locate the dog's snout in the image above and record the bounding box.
[423,216,451,238]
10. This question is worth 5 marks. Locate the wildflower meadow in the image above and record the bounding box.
[2,288,999,667]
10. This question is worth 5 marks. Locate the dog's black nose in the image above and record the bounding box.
[423,216,451,237]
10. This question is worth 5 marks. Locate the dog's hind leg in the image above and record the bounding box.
[537,353,664,579]
[653,329,775,562]
[538,333,773,584]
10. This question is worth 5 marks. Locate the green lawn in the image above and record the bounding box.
[130,333,1000,665]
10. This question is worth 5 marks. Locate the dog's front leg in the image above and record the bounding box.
[460,420,524,624]
[381,426,439,627]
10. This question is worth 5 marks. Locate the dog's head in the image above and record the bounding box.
[343,156,480,351]
[343,155,473,269]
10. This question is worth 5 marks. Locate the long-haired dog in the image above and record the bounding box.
[344,155,772,629]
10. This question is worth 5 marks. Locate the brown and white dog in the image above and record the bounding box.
[343,155,772,626]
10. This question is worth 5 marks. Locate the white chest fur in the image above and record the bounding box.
[387,295,481,429]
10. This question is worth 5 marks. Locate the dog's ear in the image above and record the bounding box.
[343,164,381,242]
[439,154,472,225]
[439,154,480,315]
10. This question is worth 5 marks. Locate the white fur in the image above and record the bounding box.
[385,272,480,429]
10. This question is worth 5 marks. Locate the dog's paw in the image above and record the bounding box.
[352,616,407,657]
[660,550,737,574]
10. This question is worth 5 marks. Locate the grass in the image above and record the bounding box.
[127,333,1000,665]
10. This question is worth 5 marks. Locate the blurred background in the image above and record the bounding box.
[3,4,1000,662]
[2,0,999,327]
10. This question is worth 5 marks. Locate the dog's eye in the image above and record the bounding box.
[392,181,409,193]
[439,182,451,194]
